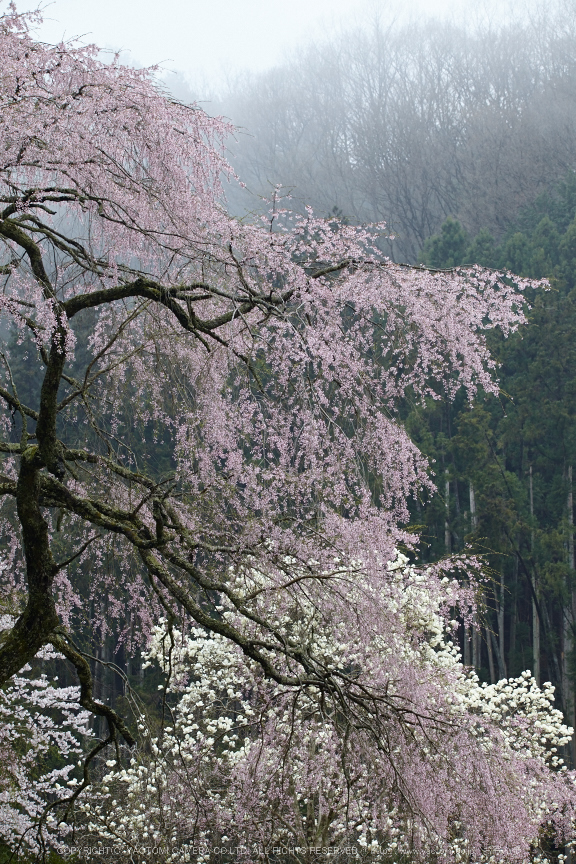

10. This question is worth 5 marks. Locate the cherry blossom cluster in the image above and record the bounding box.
[0,1,532,668]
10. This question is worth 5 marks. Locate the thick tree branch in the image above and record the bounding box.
[49,631,136,746]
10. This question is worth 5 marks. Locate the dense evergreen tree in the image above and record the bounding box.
[417,179,576,755]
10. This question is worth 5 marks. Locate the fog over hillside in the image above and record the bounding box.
[181,0,576,261]
[18,0,570,262]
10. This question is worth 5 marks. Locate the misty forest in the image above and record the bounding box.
[4,2,576,863]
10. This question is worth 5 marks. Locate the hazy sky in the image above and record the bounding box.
[14,0,464,91]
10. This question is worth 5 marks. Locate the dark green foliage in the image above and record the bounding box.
[421,217,469,268]
[415,175,576,717]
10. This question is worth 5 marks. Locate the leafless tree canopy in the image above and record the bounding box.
[218,1,576,260]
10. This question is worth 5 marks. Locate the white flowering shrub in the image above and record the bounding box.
[0,616,90,857]
[73,555,576,864]
[460,672,572,766]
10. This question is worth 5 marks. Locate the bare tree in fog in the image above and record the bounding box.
[218,1,576,259]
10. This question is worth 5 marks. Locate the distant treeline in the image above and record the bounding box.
[219,0,576,262]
